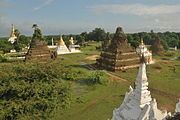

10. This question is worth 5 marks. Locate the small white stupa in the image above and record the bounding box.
[48,38,57,49]
[174,46,177,51]
[68,37,81,53]
[8,24,17,44]
[136,38,154,64]
[112,47,168,120]
[56,36,70,54]
[175,99,180,113]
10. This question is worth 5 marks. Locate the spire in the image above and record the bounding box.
[136,38,147,56]
[175,99,180,113]
[51,38,54,46]
[8,24,17,44]
[134,55,152,107]
[10,24,16,38]
[58,36,65,45]
[140,37,144,45]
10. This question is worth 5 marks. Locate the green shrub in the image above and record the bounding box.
[164,51,175,57]
[0,55,8,62]
[0,63,72,120]
[85,70,108,85]
[62,68,79,81]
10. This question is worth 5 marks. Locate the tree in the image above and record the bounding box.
[80,32,88,41]
[76,35,85,46]
[0,40,13,53]
[14,29,20,39]
[169,37,179,47]
[161,40,169,50]
[0,63,72,119]
[103,32,111,49]
[32,24,43,40]
[88,28,106,41]
[13,28,30,52]
[19,35,30,47]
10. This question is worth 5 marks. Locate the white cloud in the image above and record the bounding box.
[89,4,180,16]
[33,0,55,11]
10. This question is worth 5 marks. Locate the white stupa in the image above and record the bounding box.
[175,99,180,113]
[112,49,168,120]
[56,36,70,54]
[68,37,81,53]
[136,38,154,64]
[8,24,17,44]
[48,38,57,49]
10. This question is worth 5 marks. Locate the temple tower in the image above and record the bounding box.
[56,36,70,54]
[150,36,164,55]
[175,99,180,113]
[51,38,54,46]
[96,27,139,71]
[8,24,17,44]
[136,38,153,64]
[68,37,81,53]
[111,51,167,120]
[25,24,53,62]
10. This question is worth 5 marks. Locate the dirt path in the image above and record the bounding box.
[85,55,99,61]
[106,72,130,83]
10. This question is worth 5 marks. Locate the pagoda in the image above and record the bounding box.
[25,24,53,62]
[56,36,70,54]
[68,37,81,53]
[48,38,57,49]
[136,38,154,64]
[96,27,139,71]
[111,51,168,119]
[8,24,17,44]
[175,99,180,113]
[150,36,164,55]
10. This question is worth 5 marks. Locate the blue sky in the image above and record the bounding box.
[0,0,180,36]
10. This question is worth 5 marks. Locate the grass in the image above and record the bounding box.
[53,81,128,120]
[113,50,180,112]
[0,42,180,119]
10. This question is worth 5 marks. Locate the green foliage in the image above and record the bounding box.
[62,68,79,81]
[13,41,22,52]
[0,55,8,62]
[88,28,106,41]
[0,40,13,53]
[14,29,20,38]
[43,28,180,50]
[3,28,30,52]
[161,40,169,50]
[32,24,43,40]
[0,63,72,120]
[85,71,108,85]
[164,51,175,57]
[18,35,30,47]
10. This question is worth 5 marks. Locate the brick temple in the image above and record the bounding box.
[96,27,139,71]
[150,36,164,55]
[25,24,53,62]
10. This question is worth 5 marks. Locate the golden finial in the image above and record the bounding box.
[140,38,144,45]
[58,36,65,45]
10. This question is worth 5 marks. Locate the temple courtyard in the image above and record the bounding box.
[0,42,179,120]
